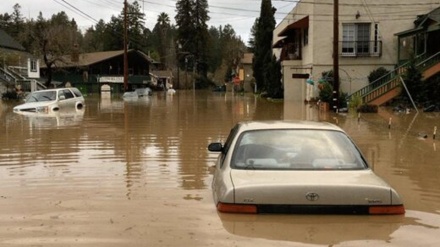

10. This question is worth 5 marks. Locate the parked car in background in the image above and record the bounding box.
[208,120,405,215]
[122,88,152,99]
[13,87,85,113]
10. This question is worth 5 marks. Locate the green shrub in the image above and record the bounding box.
[318,81,333,103]
[368,67,390,83]
[357,104,378,113]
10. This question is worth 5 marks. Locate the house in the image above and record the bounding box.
[39,49,156,94]
[239,53,255,92]
[226,53,255,93]
[0,29,39,94]
[396,7,440,65]
[150,70,173,90]
[274,0,440,103]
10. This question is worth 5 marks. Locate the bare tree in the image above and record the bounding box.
[29,12,81,87]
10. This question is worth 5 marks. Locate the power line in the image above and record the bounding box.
[58,0,100,23]
[53,0,439,30]
[245,0,440,7]
[46,0,440,46]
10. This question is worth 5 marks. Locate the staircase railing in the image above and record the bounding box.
[416,51,440,72]
[0,67,17,83]
[348,64,405,104]
[348,51,440,105]
[16,79,46,92]
[1,66,46,92]
[6,66,27,80]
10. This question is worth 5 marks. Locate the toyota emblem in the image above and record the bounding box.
[305,192,319,201]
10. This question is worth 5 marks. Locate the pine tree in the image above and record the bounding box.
[193,0,210,77]
[265,55,283,98]
[175,0,196,55]
[155,13,171,65]
[252,0,276,93]
[175,0,210,84]
[248,18,258,52]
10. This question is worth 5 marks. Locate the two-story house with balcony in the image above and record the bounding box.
[274,0,440,102]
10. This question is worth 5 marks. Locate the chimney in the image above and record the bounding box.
[71,43,79,63]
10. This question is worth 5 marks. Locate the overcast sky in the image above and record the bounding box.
[1,0,296,44]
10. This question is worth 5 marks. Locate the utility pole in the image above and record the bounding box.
[333,0,340,112]
[193,58,196,91]
[123,0,128,92]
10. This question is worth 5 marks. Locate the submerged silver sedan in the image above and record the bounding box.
[208,121,405,215]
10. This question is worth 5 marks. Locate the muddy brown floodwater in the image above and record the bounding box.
[0,90,439,247]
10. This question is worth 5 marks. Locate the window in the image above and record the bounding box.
[231,129,367,170]
[342,24,356,54]
[27,91,56,102]
[357,23,370,54]
[71,88,83,97]
[61,89,75,99]
[220,125,239,167]
[30,59,38,72]
[342,23,374,56]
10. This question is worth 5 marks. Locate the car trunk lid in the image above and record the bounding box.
[230,169,396,206]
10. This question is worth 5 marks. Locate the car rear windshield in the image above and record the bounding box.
[231,129,368,170]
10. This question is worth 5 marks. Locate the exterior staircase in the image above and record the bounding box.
[0,66,46,92]
[349,51,440,106]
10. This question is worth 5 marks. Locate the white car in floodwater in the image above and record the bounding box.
[122,88,152,99]
[208,120,405,215]
[13,87,85,114]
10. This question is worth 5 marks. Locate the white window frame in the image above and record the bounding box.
[342,23,373,57]
[30,59,38,72]
[342,24,356,56]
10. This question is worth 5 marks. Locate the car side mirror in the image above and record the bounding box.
[208,142,223,152]
[59,95,66,100]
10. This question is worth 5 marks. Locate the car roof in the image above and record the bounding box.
[32,87,76,93]
[235,120,343,132]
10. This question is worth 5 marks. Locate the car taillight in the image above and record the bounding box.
[217,203,258,214]
[369,205,405,215]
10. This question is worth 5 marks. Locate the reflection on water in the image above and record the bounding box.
[0,90,439,246]
[15,109,85,128]
[219,212,405,244]
[218,210,440,245]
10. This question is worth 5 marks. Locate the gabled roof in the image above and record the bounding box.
[396,7,440,36]
[43,49,155,68]
[74,50,125,67]
[415,7,440,26]
[0,29,25,51]
[150,70,173,78]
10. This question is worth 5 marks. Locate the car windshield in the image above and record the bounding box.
[26,91,57,102]
[231,129,368,170]
[135,88,151,95]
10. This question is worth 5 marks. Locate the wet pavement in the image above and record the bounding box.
[0,90,439,246]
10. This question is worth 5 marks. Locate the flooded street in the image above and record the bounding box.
[0,90,439,247]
